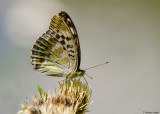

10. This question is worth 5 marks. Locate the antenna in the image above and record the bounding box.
[85,73,93,79]
[84,61,109,71]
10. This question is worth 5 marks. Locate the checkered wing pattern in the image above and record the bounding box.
[31,11,81,77]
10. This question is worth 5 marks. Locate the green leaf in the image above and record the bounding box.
[37,84,44,96]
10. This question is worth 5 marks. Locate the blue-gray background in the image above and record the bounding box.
[0,0,160,114]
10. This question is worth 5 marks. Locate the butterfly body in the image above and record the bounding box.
[31,11,84,79]
[67,70,85,79]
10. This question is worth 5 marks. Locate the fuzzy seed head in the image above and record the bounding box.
[17,79,92,114]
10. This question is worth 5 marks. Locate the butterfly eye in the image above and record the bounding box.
[79,72,82,75]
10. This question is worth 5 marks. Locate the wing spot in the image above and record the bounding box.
[63,47,66,50]
[61,35,65,39]
[67,45,73,48]
[56,34,60,39]
[67,21,71,26]
[60,40,65,45]
[68,54,75,58]
[68,50,74,53]
[73,34,77,38]
[66,37,71,41]
[75,41,77,45]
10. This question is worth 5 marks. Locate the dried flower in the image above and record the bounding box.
[17,79,92,114]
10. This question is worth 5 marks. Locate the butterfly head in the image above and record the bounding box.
[68,70,85,79]
[77,70,85,77]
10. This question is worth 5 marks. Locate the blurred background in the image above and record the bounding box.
[0,0,160,114]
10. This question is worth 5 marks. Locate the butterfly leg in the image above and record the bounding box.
[85,73,93,79]
[78,77,81,81]
[83,76,88,87]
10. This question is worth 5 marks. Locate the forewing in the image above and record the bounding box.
[58,11,81,71]
[49,11,81,71]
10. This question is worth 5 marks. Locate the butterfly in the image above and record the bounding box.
[31,11,85,79]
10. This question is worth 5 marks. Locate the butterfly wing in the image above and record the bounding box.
[58,11,81,71]
[31,11,81,77]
